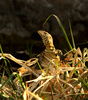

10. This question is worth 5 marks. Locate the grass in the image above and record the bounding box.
[43,14,73,50]
[0,15,88,100]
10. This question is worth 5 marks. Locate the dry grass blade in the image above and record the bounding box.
[56,79,67,100]
[0,24,88,100]
[23,89,43,100]
[26,75,53,83]
[29,75,55,99]
[0,53,39,77]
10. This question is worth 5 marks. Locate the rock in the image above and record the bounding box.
[73,0,88,21]
[0,0,88,55]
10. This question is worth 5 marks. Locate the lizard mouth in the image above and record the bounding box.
[38,30,44,35]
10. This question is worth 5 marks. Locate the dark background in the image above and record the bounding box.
[0,0,88,60]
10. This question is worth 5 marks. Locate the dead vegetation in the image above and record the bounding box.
[0,15,88,100]
[0,46,88,100]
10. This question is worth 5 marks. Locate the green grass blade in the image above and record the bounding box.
[26,43,33,58]
[43,14,72,50]
[0,45,11,76]
[0,45,4,57]
[17,74,25,90]
[64,57,88,88]
[0,72,17,90]
[69,20,76,48]
[45,61,52,76]
[37,62,45,75]
[0,45,16,89]
[55,60,59,69]
[0,91,14,100]
[79,77,88,90]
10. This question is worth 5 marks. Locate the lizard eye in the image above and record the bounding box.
[44,32,47,34]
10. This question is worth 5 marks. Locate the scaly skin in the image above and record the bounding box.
[38,30,55,52]
[38,30,62,68]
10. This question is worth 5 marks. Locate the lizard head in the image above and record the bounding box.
[38,30,54,49]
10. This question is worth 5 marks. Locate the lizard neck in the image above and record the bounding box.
[45,46,56,52]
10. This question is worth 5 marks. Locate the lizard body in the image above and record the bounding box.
[38,30,62,68]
